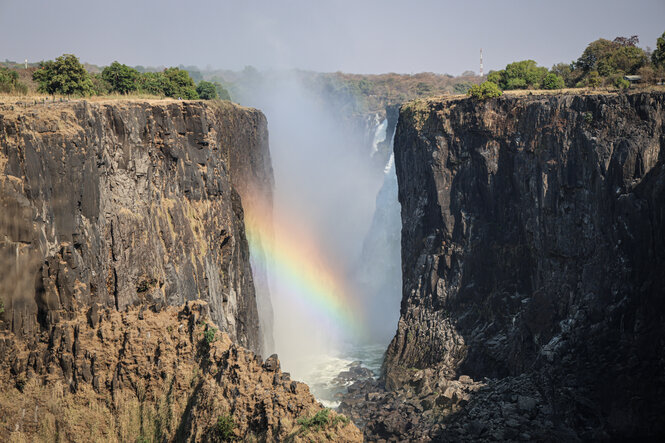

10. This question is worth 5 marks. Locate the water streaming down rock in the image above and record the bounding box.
[370,118,388,156]
[353,122,402,344]
[304,115,404,406]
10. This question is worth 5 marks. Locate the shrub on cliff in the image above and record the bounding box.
[204,325,217,344]
[135,68,199,99]
[0,67,27,94]
[196,81,218,100]
[163,67,199,99]
[90,73,111,95]
[468,81,502,100]
[138,71,168,95]
[653,31,665,68]
[32,54,93,96]
[487,60,549,90]
[211,414,236,441]
[542,72,565,90]
[102,62,140,94]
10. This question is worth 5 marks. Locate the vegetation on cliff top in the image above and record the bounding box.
[32,54,94,96]
[468,81,503,100]
[8,54,231,100]
[486,32,665,93]
[3,30,664,104]
[0,67,28,94]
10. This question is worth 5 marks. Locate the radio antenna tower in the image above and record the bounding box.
[480,48,484,77]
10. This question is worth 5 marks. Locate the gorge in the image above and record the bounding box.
[1,88,664,442]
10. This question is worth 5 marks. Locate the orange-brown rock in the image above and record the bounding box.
[0,300,361,442]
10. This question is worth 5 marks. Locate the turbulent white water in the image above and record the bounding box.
[291,343,386,408]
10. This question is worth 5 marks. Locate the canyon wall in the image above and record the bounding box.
[0,99,363,441]
[385,92,665,439]
[0,100,272,354]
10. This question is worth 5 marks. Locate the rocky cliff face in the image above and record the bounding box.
[384,92,665,440]
[0,300,361,441]
[0,99,271,354]
[0,99,362,441]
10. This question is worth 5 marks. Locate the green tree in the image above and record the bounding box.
[138,72,168,95]
[486,70,502,86]
[576,39,618,72]
[90,73,111,95]
[542,72,565,90]
[576,38,647,76]
[608,45,648,74]
[504,60,548,89]
[651,31,665,67]
[550,62,577,87]
[468,81,502,100]
[163,67,198,99]
[0,67,20,93]
[486,60,548,90]
[585,71,602,88]
[613,75,630,89]
[32,54,93,96]
[102,61,140,94]
[196,81,218,100]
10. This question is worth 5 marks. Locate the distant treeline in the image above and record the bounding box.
[470,31,665,99]
[0,54,231,100]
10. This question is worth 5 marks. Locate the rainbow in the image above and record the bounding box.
[243,195,364,339]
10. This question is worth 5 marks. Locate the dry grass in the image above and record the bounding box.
[500,84,665,97]
[0,91,169,103]
[406,84,665,106]
[0,371,189,442]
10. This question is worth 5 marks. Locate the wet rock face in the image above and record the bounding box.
[385,92,665,439]
[0,100,272,354]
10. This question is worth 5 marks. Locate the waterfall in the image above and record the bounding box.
[371,118,388,156]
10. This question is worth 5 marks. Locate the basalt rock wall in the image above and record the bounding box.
[385,92,665,439]
[0,100,272,354]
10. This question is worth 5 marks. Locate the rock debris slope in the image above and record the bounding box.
[0,301,361,441]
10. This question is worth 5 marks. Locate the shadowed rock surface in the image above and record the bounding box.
[0,100,272,354]
[352,92,665,441]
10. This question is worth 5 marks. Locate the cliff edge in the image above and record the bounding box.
[382,92,665,440]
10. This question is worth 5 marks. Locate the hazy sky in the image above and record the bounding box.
[1,0,663,75]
